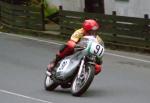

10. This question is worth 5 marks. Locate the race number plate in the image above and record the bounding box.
[90,42,104,57]
[57,59,70,72]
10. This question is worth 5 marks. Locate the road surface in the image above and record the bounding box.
[0,32,150,103]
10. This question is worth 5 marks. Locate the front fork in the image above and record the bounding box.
[77,56,86,78]
[77,56,96,78]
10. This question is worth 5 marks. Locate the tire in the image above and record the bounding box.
[44,75,58,91]
[71,65,95,96]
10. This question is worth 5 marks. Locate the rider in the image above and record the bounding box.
[47,19,104,75]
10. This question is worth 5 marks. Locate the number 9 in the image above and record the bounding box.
[94,45,101,54]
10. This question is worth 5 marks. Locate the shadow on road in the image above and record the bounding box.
[44,87,109,97]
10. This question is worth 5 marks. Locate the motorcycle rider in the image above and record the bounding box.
[47,19,104,75]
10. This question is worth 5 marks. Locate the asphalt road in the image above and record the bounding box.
[0,32,150,103]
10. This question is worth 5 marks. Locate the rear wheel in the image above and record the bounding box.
[44,75,58,91]
[71,64,95,96]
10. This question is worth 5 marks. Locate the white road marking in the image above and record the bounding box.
[0,32,62,45]
[1,32,150,63]
[105,52,150,63]
[0,89,53,103]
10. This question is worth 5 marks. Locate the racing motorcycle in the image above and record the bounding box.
[44,35,104,96]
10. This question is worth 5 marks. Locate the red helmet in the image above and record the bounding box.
[82,19,100,31]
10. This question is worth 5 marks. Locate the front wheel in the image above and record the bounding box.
[44,75,58,91]
[71,64,95,96]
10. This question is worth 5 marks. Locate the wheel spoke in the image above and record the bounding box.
[73,67,90,92]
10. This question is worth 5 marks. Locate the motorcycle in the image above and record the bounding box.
[44,35,104,96]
